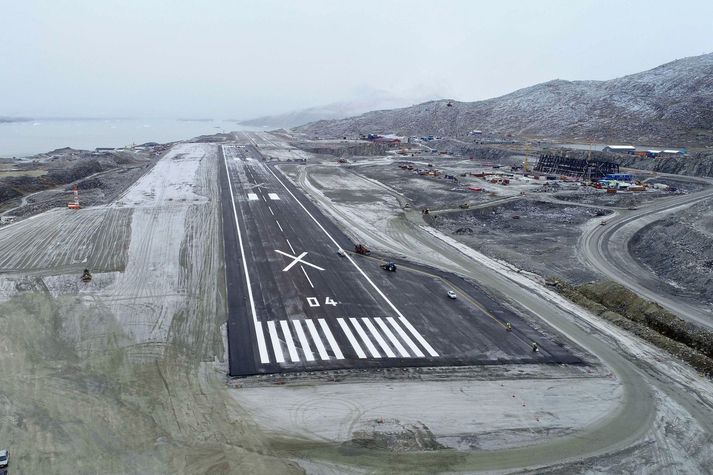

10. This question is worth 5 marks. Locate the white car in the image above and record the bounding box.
[447,290,457,299]
[0,449,8,468]
[337,249,346,257]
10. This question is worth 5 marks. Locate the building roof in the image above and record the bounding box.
[605,145,636,150]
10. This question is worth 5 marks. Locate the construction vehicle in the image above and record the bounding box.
[505,322,512,332]
[531,342,539,352]
[380,262,397,272]
[81,269,92,282]
[67,185,81,209]
[421,208,430,215]
[354,244,370,255]
[459,203,470,209]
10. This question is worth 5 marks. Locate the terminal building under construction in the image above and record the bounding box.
[534,154,619,181]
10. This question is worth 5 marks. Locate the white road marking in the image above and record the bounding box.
[319,319,344,359]
[375,317,410,357]
[398,317,439,357]
[280,320,300,362]
[265,165,434,354]
[387,317,424,357]
[268,193,280,200]
[284,239,295,253]
[275,249,325,272]
[267,321,285,363]
[305,319,330,360]
[221,146,270,363]
[247,193,258,201]
[275,221,284,233]
[337,318,366,358]
[362,318,396,358]
[292,320,314,361]
[300,265,315,288]
[268,206,274,215]
[349,318,381,358]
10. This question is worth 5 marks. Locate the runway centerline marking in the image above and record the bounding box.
[284,239,296,254]
[221,145,270,364]
[300,265,315,288]
[275,249,325,272]
[268,206,274,215]
[275,220,284,233]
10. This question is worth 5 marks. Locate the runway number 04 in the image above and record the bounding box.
[306,297,338,307]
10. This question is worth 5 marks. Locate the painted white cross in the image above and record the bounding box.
[275,249,325,272]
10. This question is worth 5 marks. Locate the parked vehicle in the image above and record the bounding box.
[447,290,457,299]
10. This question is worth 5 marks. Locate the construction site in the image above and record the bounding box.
[0,131,711,474]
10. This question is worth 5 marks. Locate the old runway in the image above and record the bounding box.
[220,139,579,376]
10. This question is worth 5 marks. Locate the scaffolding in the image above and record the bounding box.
[534,154,619,181]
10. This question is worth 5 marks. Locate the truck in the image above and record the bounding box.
[354,244,370,255]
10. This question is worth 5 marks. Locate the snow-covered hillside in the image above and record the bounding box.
[297,53,713,145]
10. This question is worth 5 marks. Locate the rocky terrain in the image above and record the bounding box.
[629,198,713,303]
[0,146,164,217]
[296,53,713,146]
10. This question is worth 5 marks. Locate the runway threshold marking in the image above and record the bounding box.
[267,321,285,363]
[265,164,440,357]
[386,317,424,357]
[337,318,367,358]
[268,193,280,200]
[221,145,270,364]
[349,318,381,358]
[375,317,410,357]
[305,319,330,360]
[319,318,345,359]
[292,320,315,361]
[280,320,300,362]
[248,193,258,201]
[362,318,396,357]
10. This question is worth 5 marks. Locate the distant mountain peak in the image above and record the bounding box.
[296,52,713,145]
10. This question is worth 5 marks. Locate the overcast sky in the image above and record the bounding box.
[2,0,712,119]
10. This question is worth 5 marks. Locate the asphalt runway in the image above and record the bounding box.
[220,139,579,376]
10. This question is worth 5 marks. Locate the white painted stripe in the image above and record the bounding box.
[221,146,269,363]
[306,319,330,360]
[285,239,295,254]
[337,318,366,358]
[267,321,285,363]
[247,193,258,201]
[319,319,344,359]
[300,265,315,288]
[268,206,274,215]
[350,318,381,358]
[399,317,439,357]
[387,317,424,357]
[265,165,414,339]
[362,318,396,358]
[375,317,410,357]
[268,193,280,200]
[292,320,314,361]
[280,320,300,362]
[275,220,284,232]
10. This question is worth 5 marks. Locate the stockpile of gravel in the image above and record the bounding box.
[556,280,713,376]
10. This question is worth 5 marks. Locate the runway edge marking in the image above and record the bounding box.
[265,164,439,357]
[222,145,270,364]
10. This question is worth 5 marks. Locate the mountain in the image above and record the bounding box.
[296,53,713,145]
[238,90,435,129]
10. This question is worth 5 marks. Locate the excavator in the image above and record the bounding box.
[81,269,92,283]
